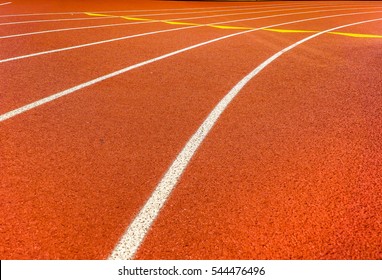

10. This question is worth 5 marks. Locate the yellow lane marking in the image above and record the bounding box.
[85,12,114,17]
[264,28,382,38]
[121,16,153,21]
[165,21,201,26]
[263,28,316,33]
[209,24,253,30]
[329,31,382,38]
[84,12,382,39]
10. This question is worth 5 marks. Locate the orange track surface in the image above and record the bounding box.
[1,1,381,259]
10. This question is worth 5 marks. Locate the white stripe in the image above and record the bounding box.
[2,8,380,63]
[108,16,382,260]
[0,4,371,40]
[0,11,381,123]
[0,16,119,26]
[0,2,11,6]
[0,2,313,18]
[0,21,152,39]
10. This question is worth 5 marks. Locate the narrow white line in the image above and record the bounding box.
[0,21,148,39]
[108,16,382,260]
[0,2,11,6]
[0,16,119,26]
[0,2,312,18]
[2,8,380,63]
[0,3,340,39]
[0,10,380,123]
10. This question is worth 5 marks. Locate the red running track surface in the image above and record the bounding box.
[1,0,381,259]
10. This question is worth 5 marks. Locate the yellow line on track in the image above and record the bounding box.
[263,28,316,33]
[84,12,382,38]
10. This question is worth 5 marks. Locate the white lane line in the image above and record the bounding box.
[108,16,382,260]
[0,10,380,123]
[0,2,315,26]
[0,3,341,39]
[1,7,378,63]
[0,2,11,6]
[0,2,313,18]
[0,16,121,26]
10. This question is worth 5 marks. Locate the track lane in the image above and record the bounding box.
[1,29,304,260]
[2,4,364,57]
[0,5,285,25]
[1,10,381,117]
[0,3,338,38]
[133,19,382,260]
[1,1,314,18]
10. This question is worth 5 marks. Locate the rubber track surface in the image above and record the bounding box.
[1,0,381,259]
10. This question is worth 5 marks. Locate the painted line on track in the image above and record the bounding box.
[86,7,382,38]
[263,28,382,38]
[0,2,11,6]
[0,16,119,26]
[0,2,375,26]
[84,3,311,20]
[0,3,330,39]
[1,10,380,122]
[0,3,335,28]
[0,3,356,39]
[0,2,309,18]
[0,4,312,26]
[1,8,380,63]
[0,2,290,18]
[108,16,382,260]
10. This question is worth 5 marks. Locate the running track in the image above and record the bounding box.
[1,0,381,260]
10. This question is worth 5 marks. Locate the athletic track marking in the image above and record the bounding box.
[0,3,313,25]
[85,8,382,38]
[0,2,11,6]
[108,16,382,260]
[0,3,343,27]
[0,11,381,123]
[0,16,121,26]
[0,4,334,39]
[1,9,380,63]
[0,3,376,37]
[0,2,309,18]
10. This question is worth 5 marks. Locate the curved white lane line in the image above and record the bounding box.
[0,10,381,123]
[0,2,318,18]
[1,8,380,63]
[108,16,382,260]
[0,3,335,39]
[0,2,11,6]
